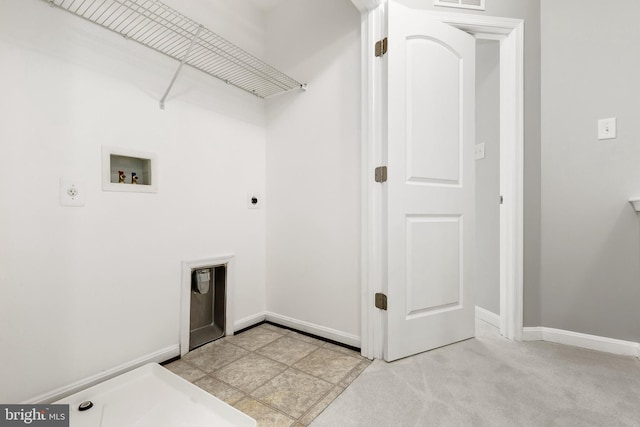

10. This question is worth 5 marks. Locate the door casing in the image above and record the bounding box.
[359,4,524,359]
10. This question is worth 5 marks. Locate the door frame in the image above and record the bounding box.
[358,4,524,359]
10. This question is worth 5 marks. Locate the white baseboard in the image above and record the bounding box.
[27,345,179,404]
[475,306,500,329]
[523,327,639,358]
[233,311,360,348]
[233,311,267,333]
[264,312,361,348]
[522,327,544,341]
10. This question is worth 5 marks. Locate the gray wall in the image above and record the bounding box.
[541,0,640,341]
[475,40,501,315]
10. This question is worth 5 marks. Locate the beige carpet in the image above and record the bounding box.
[312,321,640,426]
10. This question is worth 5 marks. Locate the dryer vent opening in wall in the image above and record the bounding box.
[434,0,485,11]
[189,265,226,351]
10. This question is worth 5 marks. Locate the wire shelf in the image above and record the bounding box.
[46,0,305,100]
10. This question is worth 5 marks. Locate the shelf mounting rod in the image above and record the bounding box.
[160,24,203,110]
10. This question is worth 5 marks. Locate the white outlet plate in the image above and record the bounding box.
[598,117,616,140]
[475,142,486,160]
[59,177,85,207]
[247,192,262,209]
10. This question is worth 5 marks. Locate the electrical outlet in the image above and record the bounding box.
[598,117,617,140]
[59,177,85,207]
[247,192,262,209]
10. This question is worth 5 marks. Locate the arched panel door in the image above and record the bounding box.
[384,2,476,361]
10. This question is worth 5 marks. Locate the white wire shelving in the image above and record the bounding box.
[45,0,306,107]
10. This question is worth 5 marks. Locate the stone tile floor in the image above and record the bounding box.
[165,323,371,427]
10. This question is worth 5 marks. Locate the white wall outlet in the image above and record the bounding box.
[247,192,262,209]
[598,117,617,140]
[475,142,486,160]
[59,177,85,207]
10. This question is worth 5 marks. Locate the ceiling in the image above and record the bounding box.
[244,0,286,13]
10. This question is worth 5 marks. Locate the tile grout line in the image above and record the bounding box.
[237,334,334,425]
[247,367,311,425]
[228,330,325,424]
[294,357,371,423]
[240,332,365,425]
[295,383,344,425]
[173,323,369,426]
[291,351,372,424]
[182,340,253,374]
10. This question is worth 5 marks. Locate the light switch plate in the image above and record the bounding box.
[60,177,85,207]
[475,143,486,160]
[598,117,616,140]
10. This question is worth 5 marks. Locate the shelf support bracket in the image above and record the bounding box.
[160,24,203,110]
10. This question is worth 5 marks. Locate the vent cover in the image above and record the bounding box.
[434,0,485,11]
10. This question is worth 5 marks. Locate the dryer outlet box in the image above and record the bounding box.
[247,192,262,209]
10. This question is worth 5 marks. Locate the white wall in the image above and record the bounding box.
[264,0,362,340]
[475,40,501,315]
[541,0,640,342]
[0,0,266,403]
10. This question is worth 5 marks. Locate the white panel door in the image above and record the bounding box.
[384,2,476,361]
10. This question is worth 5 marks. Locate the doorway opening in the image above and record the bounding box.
[180,255,236,356]
[189,265,226,351]
[474,38,501,329]
[360,8,524,359]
